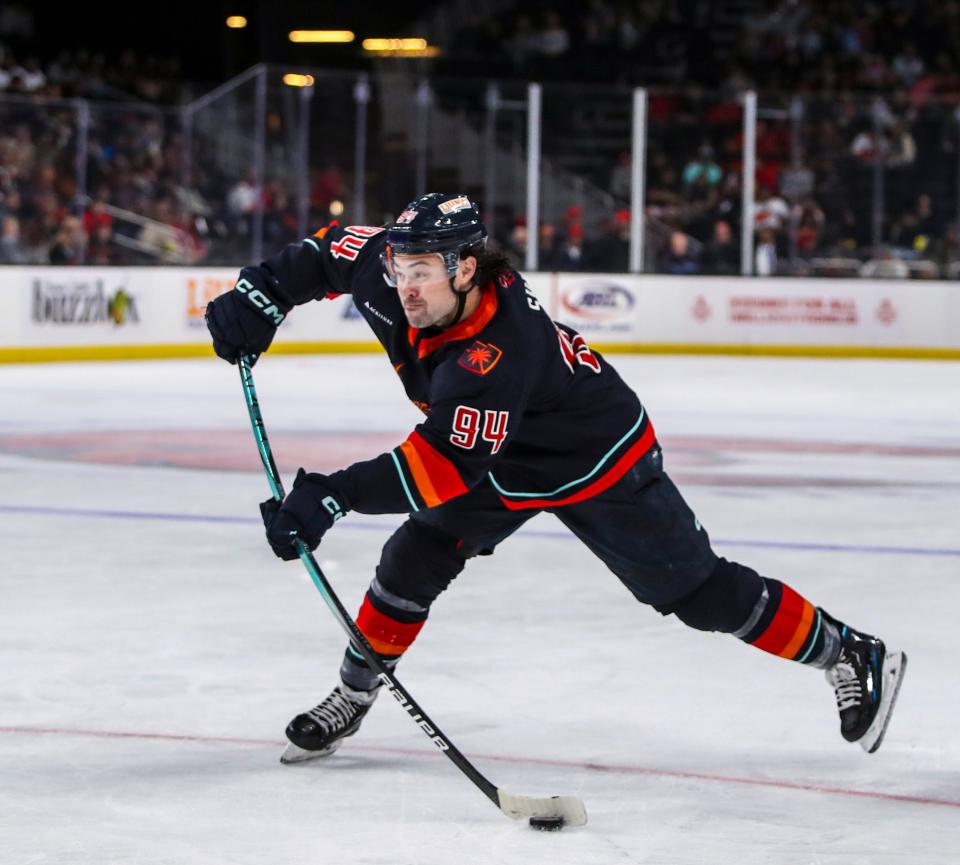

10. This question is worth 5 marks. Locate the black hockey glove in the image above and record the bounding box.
[260,469,349,561]
[205,266,291,365]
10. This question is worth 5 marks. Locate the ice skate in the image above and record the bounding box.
[825,623,907,754]
[280,683,377,764]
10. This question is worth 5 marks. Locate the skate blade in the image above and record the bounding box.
[861,650,907,754]
[280,739,343,765]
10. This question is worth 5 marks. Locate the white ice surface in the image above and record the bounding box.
[2,354,959,864]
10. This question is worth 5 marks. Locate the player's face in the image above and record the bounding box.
[392,253,460,328]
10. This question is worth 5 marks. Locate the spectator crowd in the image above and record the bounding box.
[4,0,960,277]
[450,0,960,276]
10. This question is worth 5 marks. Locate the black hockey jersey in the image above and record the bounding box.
[260,223,656,515]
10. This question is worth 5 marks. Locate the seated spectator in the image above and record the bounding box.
[0,213,26,263]
[83,196,112,238]
[702,219,739,275]
[538,221,562,270]
[682,143,723,189]
[754,227,778,276]
[48,215,85,265]
[86,220,114,265]
[589,209,630,272]
[226,173,258,238]
[885,120,916,168]
[555,223,589,270]
[10,55,45,92]
[931,222,960,275]
[892,43,924,88]
[536,12,570,57]
[263,181,298,246]
[859,248,910,279]
[754,184,789,234]
[795,198,825,256]
[850,127,885,163]
[659,230,700,274]
[890,193,940,252]
[507,14,538,69]
[506,217,527,265]
[560,204,583,240]
[609,150,632,202]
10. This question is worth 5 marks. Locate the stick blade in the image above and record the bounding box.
[497,791,588,826]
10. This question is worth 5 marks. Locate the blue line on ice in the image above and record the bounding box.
[2,503,958,558]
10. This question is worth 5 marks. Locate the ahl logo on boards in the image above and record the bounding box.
[560,281,635,322]
[31,279,140,326]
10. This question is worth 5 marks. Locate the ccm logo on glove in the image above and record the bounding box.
[205,266,292,365]
[235,276,286,325]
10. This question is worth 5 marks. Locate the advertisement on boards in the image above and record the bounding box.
[31,273,141,328]
[552,275,638,342]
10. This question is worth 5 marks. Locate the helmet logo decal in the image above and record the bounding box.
[396,209,418,224]
[438,196,472,215]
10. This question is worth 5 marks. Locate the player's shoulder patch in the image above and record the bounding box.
[457,340,503,375]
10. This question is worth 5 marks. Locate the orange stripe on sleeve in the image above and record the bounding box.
[313,221,338,239]
[407,432,469,501]
[398,440,442,507]
[781,599,816,659]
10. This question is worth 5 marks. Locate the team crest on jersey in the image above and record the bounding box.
[458,340,502,375]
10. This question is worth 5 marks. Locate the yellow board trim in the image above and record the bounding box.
[1,341,958,364]
[0,342,384,364]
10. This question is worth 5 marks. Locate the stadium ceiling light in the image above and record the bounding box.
[225,16,247,28]
[362,37,428,51]
[361,38,439,57]
[289,30,355,43]
[283,73,316,87]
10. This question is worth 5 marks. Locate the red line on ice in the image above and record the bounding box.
[1,430,959,474]
[3,724,956,811]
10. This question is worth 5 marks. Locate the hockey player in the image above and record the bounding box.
[205,193,906,763]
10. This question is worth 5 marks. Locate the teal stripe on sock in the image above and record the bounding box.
[795,609,822,664]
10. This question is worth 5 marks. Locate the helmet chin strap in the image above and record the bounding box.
[448,278,469,326]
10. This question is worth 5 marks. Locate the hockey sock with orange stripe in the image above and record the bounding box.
[339,578,428,692]
[734,579,841,669]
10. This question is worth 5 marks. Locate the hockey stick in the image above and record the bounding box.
[237,354,587,826]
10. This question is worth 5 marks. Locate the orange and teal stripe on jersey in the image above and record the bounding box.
[392,431,469,511]
[491,410,656,510]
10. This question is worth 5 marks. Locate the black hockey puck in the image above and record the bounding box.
[529,816,565,831]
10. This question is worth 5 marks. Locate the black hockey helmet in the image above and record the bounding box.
[382,192,487,287]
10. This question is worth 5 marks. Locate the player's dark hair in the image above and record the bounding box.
[464,243,513,287]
